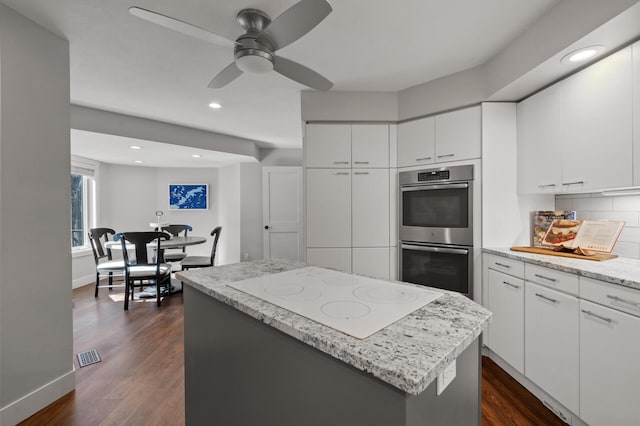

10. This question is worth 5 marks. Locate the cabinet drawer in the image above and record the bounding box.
[525,264,579,296]
[485,254,524,278]
[580,277,640,318]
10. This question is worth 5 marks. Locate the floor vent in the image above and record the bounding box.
[77,349,101,368]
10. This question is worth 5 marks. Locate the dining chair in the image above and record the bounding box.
[118,231,172,310]
[181,226,222,270]
[88,227,125,297]
[160,224,192,262]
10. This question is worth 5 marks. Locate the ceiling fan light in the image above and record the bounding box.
[236,54,273,74]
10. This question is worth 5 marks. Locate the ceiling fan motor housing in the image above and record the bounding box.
[234,9,275,73]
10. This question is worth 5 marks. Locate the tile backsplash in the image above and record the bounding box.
[555,193,640,259]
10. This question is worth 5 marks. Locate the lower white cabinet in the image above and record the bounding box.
[487,269,524,373]
[579,299,640,426]
[352,169,389,247]
[352,247,390,280]
[525,282,579,414]
[306,169,351,247]
[306,248,351,272]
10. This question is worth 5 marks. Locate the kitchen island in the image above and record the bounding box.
[176,260,491,426]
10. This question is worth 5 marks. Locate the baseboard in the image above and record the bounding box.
[73,274,94,289]
[0,367,75,425]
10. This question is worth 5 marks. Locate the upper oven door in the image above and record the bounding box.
[399,181,473,246]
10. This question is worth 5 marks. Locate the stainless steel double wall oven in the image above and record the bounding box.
[399,165,474,297]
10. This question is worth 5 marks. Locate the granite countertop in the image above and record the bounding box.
[176,260,492,396]
[483,247,640,291]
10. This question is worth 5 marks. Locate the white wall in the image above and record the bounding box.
[556,193,640,259]
[218,164,241,264]
[240,163,263,261]
[0,5,75,424]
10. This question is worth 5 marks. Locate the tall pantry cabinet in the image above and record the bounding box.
[305,123,394,279]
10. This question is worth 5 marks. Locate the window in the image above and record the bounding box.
[71,157,97,251]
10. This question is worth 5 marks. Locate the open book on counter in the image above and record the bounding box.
[541,219,625,253]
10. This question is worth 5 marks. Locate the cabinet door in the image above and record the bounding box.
[397,117,435,168]
[305,124,351,168]
[487,269,524,373]
[561,47,633,191]
[306,248,351,272]
[352,169,389,247]
[435,106,481,162]
[517,84,563,193]
[306,169,351,247]
[525,282,579,414]
[352,124,389,168]
[352,247,390,280]
[580,300,640,426]
[634,41,640,186]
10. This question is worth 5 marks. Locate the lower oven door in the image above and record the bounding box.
[399,242,472,298]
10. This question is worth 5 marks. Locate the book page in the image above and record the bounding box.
[572,221,625,253]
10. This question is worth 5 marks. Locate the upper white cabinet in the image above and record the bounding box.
[434,106,482,162]
[633,41,640,186]
[352,124,389,168]
[397,116,435,167]
[305,124,389,168]
[561,46,633,192]
[517,84,563,194]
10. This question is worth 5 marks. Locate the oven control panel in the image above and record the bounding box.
[418,170,450,181]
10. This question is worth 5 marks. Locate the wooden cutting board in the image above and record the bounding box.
[510,246,618,261]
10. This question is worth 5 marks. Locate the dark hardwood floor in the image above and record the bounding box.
[20,283,565,425]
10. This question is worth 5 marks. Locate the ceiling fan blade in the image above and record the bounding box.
[129,7,237,48]
[274,56,332,91]
[257,0,332,51]
[208,62,243,88]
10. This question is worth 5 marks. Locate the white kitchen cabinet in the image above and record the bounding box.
[561,46,633,191]
[305,124,351,168]
[306,248,351,273]
[487,268,524,373]
[524,282,579,414]
[352,169,389,247]
[352,124,389,168]
[633,41,640,186]
[305,169,351,247]
[352,247,390,280]
[580,299,640,426]
[517,84,563,194]
[397,116,435,168]
[435,106,481,162]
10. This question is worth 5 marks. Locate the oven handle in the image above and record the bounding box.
[401,183,469,192]
[401,244,469,256]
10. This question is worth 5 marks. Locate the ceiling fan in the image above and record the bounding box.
[129,0,334,91]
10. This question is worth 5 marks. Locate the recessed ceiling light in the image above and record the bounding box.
[208,102,222,109]
[134,160,143,164]
[561,45,605,64]
[129,145,142,150]
[192,154,201,158]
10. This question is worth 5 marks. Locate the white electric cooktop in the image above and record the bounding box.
[227,266,443,339]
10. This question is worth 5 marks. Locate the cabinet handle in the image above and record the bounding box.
[495,262,511,268]
[534,273,557,283]
[354,161,370,164]
[562,180,584,186]
[502,281,520,289]
[437,154,455,158]
[535,293,558,303]
[415,157,432,161]
[333,172,350,176]
[606,294,640,308]
[333,161,350,165]
[538,184,557,188]
[354,172,369,175]
[581,309,612,323]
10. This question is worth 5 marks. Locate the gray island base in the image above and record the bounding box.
[177,260,491,426]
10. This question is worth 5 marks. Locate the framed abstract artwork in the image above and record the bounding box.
[168,184,208,210]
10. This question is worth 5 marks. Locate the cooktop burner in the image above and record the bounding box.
[227,266,443,339]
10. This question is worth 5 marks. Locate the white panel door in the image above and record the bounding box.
[397,117,435,168]
[305,124,351,168]
[305,169,351,248]
[352,169,389,247]
[262,167,303,262]
[351,124,389,168]
[435,106,481,162]
[580,300,640,426]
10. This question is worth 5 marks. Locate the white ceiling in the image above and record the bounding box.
[2,0,564,165]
